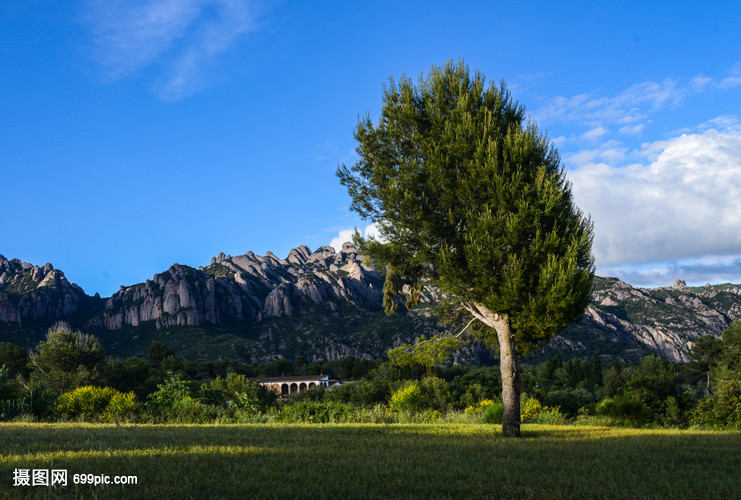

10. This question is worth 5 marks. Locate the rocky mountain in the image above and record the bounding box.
[0,255,103,327]
[101,242,385,330]
[2,246,741,364]
[0,245,447,363]
[541,277,741,363]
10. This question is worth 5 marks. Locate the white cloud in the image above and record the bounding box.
[690,75,713,92]
[719,63,741,90]
[83,0,259,100]
[534,78,685,129]
[329,223,385,252]
[579,126,609,142]
[618,123,644,136]
[534,66,741,138]
[569,126,741,269]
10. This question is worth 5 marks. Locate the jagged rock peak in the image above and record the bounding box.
[287,245,312,265]
[673,279,688,289]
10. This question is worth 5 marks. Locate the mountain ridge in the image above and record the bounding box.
[2,248,741,364]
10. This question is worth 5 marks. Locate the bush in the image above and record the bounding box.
[324,379,388,406]
[148,372,192,409]
[105,391,140,422]
[536,406,567,425]
[482,402,503,424]
[596,392,653,427]
[55,386,139,422]
[170,397,223,424]
[464,399,495,414]
[521,396,543,422]
[418,377,453,412]
[691,380,741,429]
[389,381,421,413]
[278,401,358,423]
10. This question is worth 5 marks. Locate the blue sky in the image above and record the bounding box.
[2,1,741,297]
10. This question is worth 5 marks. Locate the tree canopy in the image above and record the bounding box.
[338,60,594,436]
[28,322,104,394]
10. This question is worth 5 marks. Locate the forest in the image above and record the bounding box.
[2,320,739,429]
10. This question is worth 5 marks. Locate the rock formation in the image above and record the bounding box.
[0,255,95,325]
[102,243,384,330]
[5,248,741,364]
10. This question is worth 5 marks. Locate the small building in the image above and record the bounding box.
[256,374,340,396]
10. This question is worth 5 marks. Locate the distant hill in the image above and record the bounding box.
[2,248,740,364]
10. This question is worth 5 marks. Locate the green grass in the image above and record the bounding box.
[1,423,740,499]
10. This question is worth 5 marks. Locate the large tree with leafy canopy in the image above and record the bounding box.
[337,60,594,437]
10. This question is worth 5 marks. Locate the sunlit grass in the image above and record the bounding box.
[1,423,740,499]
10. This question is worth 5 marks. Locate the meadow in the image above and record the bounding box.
[1,423,740,499]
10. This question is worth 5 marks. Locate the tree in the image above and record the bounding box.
[337,61,594,436]
[28,322,104,394]
[688,334,723,396]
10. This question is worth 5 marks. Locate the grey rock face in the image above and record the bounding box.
[0,257,89,325]
[101,242,384,329]
[545,277,741,362]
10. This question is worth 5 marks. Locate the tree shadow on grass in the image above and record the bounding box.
[1,424,740,499]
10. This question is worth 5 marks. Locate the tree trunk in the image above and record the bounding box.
[496,317,521,437]
[465,303,521,437]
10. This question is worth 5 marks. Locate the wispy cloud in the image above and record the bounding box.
[83,0,260,101]
[533,78,686,130]
[534,65,741,142]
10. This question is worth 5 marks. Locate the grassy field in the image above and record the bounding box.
[1,423,740,499]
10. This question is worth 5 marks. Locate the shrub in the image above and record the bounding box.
[148,372,192,409]
[105,391,140,422]
[418,377,453,412]
[482,402,503,424]
[690,380,741,429]
[521,396,543,422]
[55,386,139,422]
[596,392,653,427]
[170,397,223,424]
[464,399,495,414]
[278,401,356,423]
[324,379,388,406]
[389,381,421,413]
[537,406,567,425]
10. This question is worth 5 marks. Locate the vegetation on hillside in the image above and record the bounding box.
[2,320,741,429]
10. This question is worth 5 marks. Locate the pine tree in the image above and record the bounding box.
[337,60,594,437]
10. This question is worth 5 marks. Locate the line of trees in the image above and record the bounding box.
[2,320,741,428]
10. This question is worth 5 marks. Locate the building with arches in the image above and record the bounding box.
[256,374,339,396]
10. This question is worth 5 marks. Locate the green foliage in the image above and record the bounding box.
[596,392,653,427]
[277,401,363,423]
[482,402,503,424]
[388,334,462,376]
[389,380,422,413]
[206,373,277,411]
[520,395,543,422]
[691,380,741,429]
[148,340,176,368]
[536,406,567,425]
[148,372,193,409]
[28,322,104,394]
[106,391,140,422]
[54,385,139,422]
[625,354,679,411]
[417,376,453,412]
[337,59,594,352]
[0,342,29,378]
[0,364,20,400]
